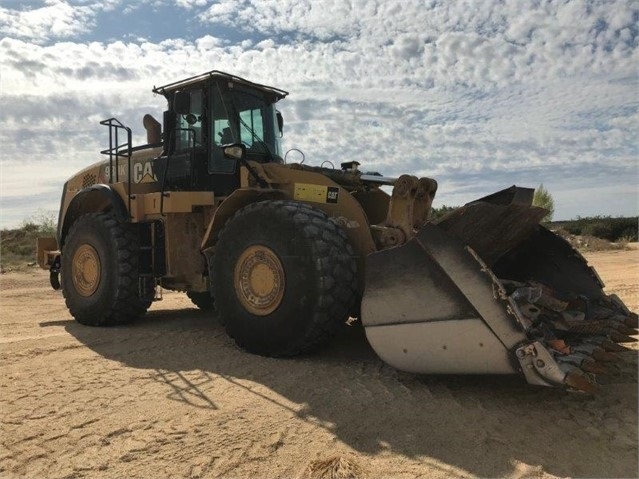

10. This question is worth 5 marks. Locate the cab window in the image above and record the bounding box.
[209,86,236,174]
[175,89,203,151]
[239,108,264,147]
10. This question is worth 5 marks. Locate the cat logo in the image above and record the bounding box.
[293,183,340,204]
[133,161,157,184]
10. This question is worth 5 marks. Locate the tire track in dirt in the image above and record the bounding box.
[0,251,637,478]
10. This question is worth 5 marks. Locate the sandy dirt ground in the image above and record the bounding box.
[1,248,637,478]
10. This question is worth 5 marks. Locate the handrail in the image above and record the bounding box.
[100,118,133,217]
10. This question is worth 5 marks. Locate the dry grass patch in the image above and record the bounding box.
[300,456,366,479]
[554,229,629,252]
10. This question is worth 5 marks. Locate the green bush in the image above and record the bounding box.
[533,184,555,222]
[561,216,637,242]
[1,210,58,268]
[430,204,458,220]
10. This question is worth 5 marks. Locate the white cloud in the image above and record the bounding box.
[175,0,208,9]
[0,0,637,227]
[0,0,102,43]
[195,35,223,49]
[196,0,638,87]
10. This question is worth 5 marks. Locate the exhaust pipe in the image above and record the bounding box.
[143,114,162,144]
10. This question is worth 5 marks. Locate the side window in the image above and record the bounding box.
[175,89,203,151]
[209,86,236,174]
[213,118,233,145]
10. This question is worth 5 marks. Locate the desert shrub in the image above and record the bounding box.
[554,228,628,252]
[619,227,638,242]
[579,235,627,251]
[430,204,458,220]
[22,209,57,236]
[582,221,615,240]
[533,184,555,222]
[1,209,58,268]
[561,216,637,242]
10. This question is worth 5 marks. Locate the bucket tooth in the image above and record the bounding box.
[567,322,605,334]
[616,324,639,336]
[572,343,619,362]
[591,349,620,362]
[570,320,638,336]
[564,371,599,394]
[599,339,632,352]
[625,314,639,329]
[610,331,638,343]
[580,360,609,375]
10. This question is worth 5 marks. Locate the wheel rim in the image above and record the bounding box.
[72,244,101,297]
[234,245,285,316]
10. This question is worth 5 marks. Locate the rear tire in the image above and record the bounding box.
[187,291,214,310]
[61,212,151,326]
[213,200,358,356]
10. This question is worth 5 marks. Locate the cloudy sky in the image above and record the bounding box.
[0,0,637,227]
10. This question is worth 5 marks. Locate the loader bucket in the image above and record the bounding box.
[361,186,637,392]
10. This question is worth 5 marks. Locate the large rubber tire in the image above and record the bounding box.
[186,291,214,311]
[213,200,358,357]
[61,212,152,326]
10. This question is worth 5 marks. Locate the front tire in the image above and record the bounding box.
[61,212,151,326]
[213,200,358,356]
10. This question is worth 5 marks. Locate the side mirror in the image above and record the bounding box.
[222,143,246,161]
[276,110,283,137]
[174,91,191,115]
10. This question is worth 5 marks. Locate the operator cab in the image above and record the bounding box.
[152,70,288,195]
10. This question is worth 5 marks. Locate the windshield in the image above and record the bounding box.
[212,88,282,159]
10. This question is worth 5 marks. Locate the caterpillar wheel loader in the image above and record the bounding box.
[37,70,637,393]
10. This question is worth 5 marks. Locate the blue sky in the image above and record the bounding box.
[1,0,638,228]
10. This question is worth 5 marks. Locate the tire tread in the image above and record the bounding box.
[62,212,150,326]
[216,200,358,356]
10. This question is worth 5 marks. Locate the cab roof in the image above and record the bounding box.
[152,70,289,101]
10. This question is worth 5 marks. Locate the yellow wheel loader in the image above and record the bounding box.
[37,70,637,393]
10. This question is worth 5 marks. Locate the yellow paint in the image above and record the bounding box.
[293,183,328,203]
[142,191,215,215]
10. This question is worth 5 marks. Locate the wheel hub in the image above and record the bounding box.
[234,245,285,316]
[72,244,101,297]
